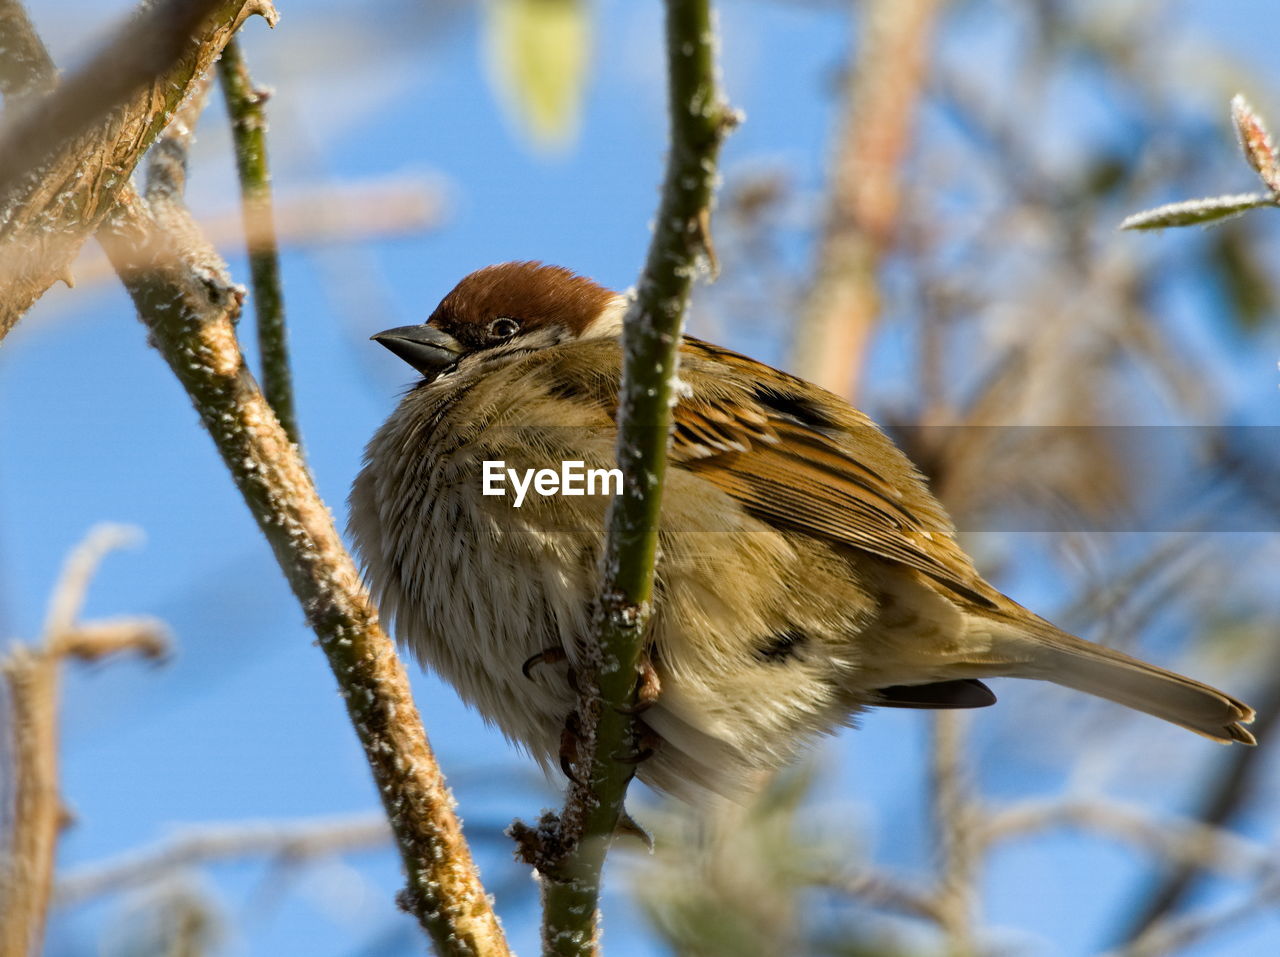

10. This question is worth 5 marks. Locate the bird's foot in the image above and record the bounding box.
[558,710,585,784]
[522,646,567,680]
[613,655,662,715]
[616,807,654,851]
[523,645,581,694]
[612,716,660,765]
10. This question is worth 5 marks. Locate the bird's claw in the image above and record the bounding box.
[611,717,659,765]
[616,808,654,851]
[522,646,568,680]
[613,656,662,715]
[558,711,585,785]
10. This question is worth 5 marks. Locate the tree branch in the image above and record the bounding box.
[0,0,276,342]
[788,0,943,397]
[1106,877,1280,957]
[5,7,505,950]
[1116,672,1280,942]
[51,176,446,291]
[0,526,170,957]
[95,147,509,957]
[813,868,947,925]
[0,0,56,102]
[509,1,736,953]
[983,798,1275,883]
[217,34,297,445]
[930,711,979,954]
[56,812,391,906]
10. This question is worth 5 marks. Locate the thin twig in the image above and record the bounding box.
[95,127,509,957]
[217,35,297,445]
[0,526,169,957]
[1116,672,1280,942]
[56,812,391,906]
[813,869,947,925]
[0,0,276,342]
[789,0,943,397]
[56,618,170,661]
[508,1,736,954]
[983,798,1276,883]
[930,711,979,955]
[1106,876,1280,957]
[41,525,140,640]
[58,177,446,291]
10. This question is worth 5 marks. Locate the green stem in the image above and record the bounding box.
[217,35,298,445]
[536,1,736,952]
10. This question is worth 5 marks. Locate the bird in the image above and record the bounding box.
[349,261,1256,801]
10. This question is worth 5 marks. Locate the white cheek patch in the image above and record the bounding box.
[578,295,629,340]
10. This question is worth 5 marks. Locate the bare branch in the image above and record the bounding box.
[0,0,276,342]
[0,0,56,101]
[56,813,391,906]
[94,121,509,957]
[1118,673,1280,942]
[1,526,166,957]
[41,523,140,641]
[0,0,270,192]
[1107,877,1280,957]
[813,869,946,925]
[1122,95,1280,231]
[57,618,170,662]
[930,711,979,954]
[983,798,1275,882]
[789,0,944,397]
[0,646,64,957]
[2,8,504,948]
[63,177,446,291]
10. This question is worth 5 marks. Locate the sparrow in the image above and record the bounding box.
[349,261,1256,801]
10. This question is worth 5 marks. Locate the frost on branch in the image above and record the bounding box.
[1123,94,1280,231]
[1120,193,1275,231]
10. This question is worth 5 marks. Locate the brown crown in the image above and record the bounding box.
[428,262,617,346]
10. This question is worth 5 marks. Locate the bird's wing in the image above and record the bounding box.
[668,339,995,607]
[530,336,994,606]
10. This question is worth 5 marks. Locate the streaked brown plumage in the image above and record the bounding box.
[349,262,1255,801]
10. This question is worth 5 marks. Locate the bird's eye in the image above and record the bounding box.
[487,317,521,340]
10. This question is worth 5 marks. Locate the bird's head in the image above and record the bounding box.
[372,262,625,380]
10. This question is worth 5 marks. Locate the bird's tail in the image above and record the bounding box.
[980,614,1256,745]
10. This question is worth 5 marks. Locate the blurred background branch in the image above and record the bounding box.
[1,525,169,957]
[55,811,391,907]
[790,0,943,398]
[59,176,446,290]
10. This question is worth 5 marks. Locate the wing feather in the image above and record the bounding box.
[671,340,995,606]
[529,335,994,606]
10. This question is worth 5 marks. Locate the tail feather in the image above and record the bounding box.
[990,618,1256,745]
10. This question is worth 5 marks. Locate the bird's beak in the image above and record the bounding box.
[371,324,463,376]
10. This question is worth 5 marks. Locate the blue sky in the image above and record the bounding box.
[4,1,1280,955]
